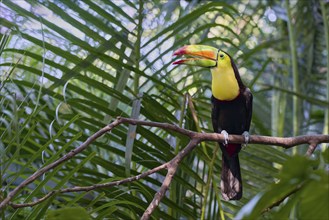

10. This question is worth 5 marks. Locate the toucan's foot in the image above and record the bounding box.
[242,131,250,148]
[221,130,229,145]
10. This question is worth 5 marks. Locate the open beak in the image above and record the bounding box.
[173,45,218,67]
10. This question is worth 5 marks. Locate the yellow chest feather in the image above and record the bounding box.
[211,67,239,101]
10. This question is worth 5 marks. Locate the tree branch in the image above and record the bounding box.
[10,162,168,209]
[306,142,318,156]
[1,117,328,219]
[119,117,329,149]
[0,117,123,210]
[141,139,200,220]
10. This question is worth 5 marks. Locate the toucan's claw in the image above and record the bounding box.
[242,131,250,149]
[221,130,229,145]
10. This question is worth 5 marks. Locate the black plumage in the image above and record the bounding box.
[211,57,253,200]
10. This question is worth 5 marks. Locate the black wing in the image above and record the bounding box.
[242,88,253,131]
[211,95,220,133]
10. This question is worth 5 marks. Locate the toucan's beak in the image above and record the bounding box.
[173,45,218,67]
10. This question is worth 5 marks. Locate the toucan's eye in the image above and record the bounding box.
[219,53,224,59]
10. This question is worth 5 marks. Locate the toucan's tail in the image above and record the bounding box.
[220,151,242,200]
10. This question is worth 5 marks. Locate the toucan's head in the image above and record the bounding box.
[173,45,232,70]
[173,44,244,101]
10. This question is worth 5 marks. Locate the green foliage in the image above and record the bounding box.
[45,207,91,220]
[237,149,329,220]
[0,0,328,219]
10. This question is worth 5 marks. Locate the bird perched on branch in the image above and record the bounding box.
[173,45,253,200]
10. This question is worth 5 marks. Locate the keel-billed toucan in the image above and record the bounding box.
[173,45,253,200]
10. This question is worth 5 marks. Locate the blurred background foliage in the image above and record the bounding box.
[0,0,328,219]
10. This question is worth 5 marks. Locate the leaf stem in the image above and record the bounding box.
[285,0,300,151]
[320,0,329,146]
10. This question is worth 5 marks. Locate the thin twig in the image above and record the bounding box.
[0,117,124,209]
[10,162,168,209]
[261,184,302,214]
[306,142,318,156]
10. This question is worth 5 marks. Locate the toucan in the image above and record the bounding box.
[173,45,253,200]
